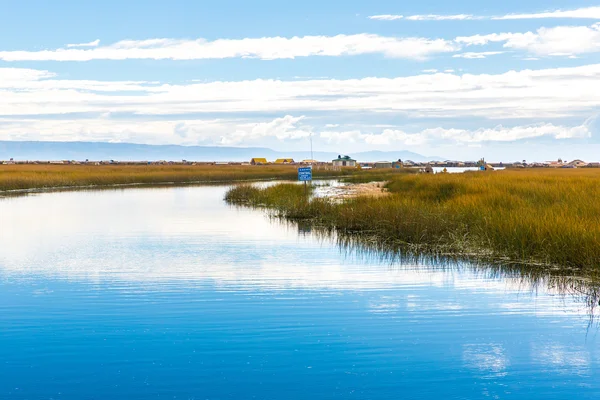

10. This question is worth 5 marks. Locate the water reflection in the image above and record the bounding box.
[1,185,598,313]
[1,184,599,399]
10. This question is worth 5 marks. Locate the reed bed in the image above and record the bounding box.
[225,169,600,274]
[340,168,418,183]
[0,164,352,192]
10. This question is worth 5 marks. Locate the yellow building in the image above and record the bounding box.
[250,158,268,165]
[274,158,294,164]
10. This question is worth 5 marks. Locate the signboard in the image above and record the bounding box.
[298,167,312,182]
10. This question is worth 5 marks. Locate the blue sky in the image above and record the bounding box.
[3,1,600,160]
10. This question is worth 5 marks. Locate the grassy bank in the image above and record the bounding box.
[0,164,359,192]
[225,169,600,274]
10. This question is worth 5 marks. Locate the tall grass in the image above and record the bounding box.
[341,168,417,183]
[0,164,353,192]
[225,169,600,274]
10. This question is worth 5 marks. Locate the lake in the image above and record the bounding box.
[1,185,599,399]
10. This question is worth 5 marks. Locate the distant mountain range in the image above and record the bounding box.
[0,141,443,163]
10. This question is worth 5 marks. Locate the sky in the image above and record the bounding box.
[4,1,600,161]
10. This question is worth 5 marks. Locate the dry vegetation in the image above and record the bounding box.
[0,164,351,192]
[226,168,600,274]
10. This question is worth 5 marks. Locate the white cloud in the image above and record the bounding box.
[455,32,519,46]
[453,51,505,59]
[320,122,591,147]
[0,115,312,146]
[406,14,478,21]
[368,15,404,21]
[3,114,590,147]
[505,24,600,56]
[0,34,458,62]
[494,7,600,20]
[5,64,600,123]
[66,39,100,48]
[371,7,600,22]
[422,69,438,73]
[219,115,311,145]
[0,67,56,83]
[457,24,600,57]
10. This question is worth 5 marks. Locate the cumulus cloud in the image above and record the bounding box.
[0,34,458,62]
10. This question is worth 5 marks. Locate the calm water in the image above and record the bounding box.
[1,185,598,399]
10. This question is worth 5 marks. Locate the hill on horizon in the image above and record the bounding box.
[0,141,443,163]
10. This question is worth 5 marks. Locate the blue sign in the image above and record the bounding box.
[298,167,312,181]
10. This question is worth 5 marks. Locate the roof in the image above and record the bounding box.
[251,158,268,163]
[333,155,356,161]
[274,158,294,163]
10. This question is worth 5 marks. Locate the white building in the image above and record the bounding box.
[332,155,356,167]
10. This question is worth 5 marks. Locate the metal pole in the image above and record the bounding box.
[310,132,313,161]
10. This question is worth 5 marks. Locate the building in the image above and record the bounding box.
[374,161,392,169]
[548,160,564,168]
[332,155,356,167]
[301,159,318,165]
[568,159,587,167]
[274,158,294,164]
[250,158,268,165]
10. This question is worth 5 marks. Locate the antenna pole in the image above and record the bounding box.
[310,132,313,161]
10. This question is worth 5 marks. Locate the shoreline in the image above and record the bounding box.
[224,170,600,276]
[0,175,347,197]
[0,164,364,195]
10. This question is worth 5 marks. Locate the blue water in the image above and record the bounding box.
[1,185,598,399]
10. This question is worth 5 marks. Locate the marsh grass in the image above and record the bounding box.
[0,164,355,192]
[225,169,600,275]
[341,168,417,183]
